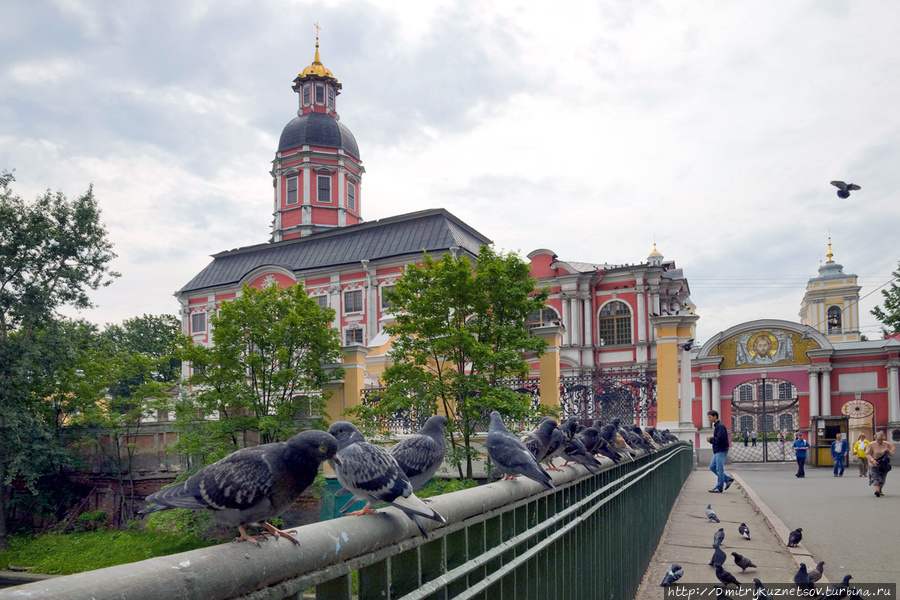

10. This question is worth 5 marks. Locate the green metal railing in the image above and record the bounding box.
[1,442,692,600]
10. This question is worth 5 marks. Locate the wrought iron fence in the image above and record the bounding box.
[560,369,657,426]
[3,442,693,600]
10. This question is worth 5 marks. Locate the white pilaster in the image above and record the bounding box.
[820,366,832,416]
[888,360,900,423]
[808,369,820,419]
[712,374,721,415]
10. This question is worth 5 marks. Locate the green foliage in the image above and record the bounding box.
[0,530,215,575]
[871,261,900,335]
[145,508,211,537]
[417,478,480,498]
[353,246,549,478]
[1,170,119,549]
[174,283,343,450]
[73,510,108,531]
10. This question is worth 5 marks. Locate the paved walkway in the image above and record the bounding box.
[638,461,900,597]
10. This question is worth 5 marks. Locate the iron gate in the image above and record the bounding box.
[730,377,800,462]
[560,368,657,426]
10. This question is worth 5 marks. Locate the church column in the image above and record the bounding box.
[701,374,711,419]
[679,343,694,425]
[888,359,900,424]
[302,164,312,226]
[712,374,721,415]
[533,325,564,411]
[337,164,347,227]
[651,313,699,433]
[808,369,820,420]
[582,292,592,347]
[562,295,572,346]
[635,279,647,343]
[820,366,832,416]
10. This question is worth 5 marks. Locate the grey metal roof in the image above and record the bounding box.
[179,208,492,294]
[278,112,360,159]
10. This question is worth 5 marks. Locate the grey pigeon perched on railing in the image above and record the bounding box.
[327,421,445,537]
[706,504,720,522]
[520,418,557,462]
[141,429,338,544]
[390,415,448,492]
[486,411,554,490]
[738,522,750,540]
[659,564,683,586]
[561,434,602,473]
[542,424,567,471]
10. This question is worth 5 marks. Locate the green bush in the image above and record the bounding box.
[418,478,479,498]
[73,510,107,531]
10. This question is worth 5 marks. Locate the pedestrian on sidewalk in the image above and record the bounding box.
[744,429,750,447]
[793,432,810,478]
[865,431,895,497]
[831,433,848,477]
[751,430,758,447]
[707,410,734,493]
[778,430,786,457]
[854,434,869,477]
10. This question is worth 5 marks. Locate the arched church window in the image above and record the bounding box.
[598,301,632,346]
[739,384,752,402]
[827,306,842,334]
[777,382,793,399]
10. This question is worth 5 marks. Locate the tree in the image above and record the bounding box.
[174,283,343,458]
[871,261,900,336]
[352,246,550,479]
[0,170,119,549]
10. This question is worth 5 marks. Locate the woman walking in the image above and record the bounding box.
[853,434,869,477]
[865,432,895,497]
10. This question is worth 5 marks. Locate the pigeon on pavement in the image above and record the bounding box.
[731,551,756,572]
[824,575,854,599]
[486,411,554,490]
[520,418,557,462]
[715,564,740,588]
[709,544,726,567]
[808,560,825,583]
[142,429,338,544]
[660,564,684,586]
[706,504,720,522]
[738,522,751,540]
[787,527,803,547]
[753,579,773,600]
[713,527,725,548]
[830,181,861,199]
[327,421,445,537]
[389,415,448,492]
[793,563,813,590]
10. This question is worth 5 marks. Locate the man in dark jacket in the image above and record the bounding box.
[707,410,734,492]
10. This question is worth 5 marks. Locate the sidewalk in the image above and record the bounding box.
[636,467,823,598]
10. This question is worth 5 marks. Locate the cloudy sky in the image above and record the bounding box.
[2,1,899,344]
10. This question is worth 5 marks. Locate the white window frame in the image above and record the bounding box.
[344,289,363,314]
[286,176,298,205]
[317,175,332,203]
[191,312,206,334]
[344,327,364,345]
[346,181,356,210]
[315,83,325,105]
[302,84,311,106]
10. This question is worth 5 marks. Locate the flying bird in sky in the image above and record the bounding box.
[141,429,338,544]
[389,414,448,492]
[660,564,684,586]
[830,180,861,198]
[486,411,554,489]
[787,527,803,547]
[327,421,445,537]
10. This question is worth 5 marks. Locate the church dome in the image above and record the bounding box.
[277,112,360,159]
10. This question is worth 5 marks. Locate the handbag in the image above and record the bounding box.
[878,454,892,472]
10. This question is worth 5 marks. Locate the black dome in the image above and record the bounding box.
[278,112,360,159]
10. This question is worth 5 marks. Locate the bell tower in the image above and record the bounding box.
[799,238,861,342]
[271,27,364,242]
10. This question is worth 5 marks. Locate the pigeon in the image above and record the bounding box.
[327,421,445,537]
[142,429,338,544]
[709,544,726,567]
[739,522,751,540]
[823,574,853,599]
[485,411,554,490]
[389,414,448,492]
[576,426,601,454]
[593,437,622,464]
[560,417,580,443]
[660,564,684,586]
[713,527,725,548]
[793,563,813,590]
[520,418,557,462]
[542,425,567,471]
[706,504,720,522]
[731,551,756,572]
[753,578,773,600]
[808,560,825,583]
[715,564,740,588]
[830,180,861,199]
[560,434,602,473]
[787,527,803,547]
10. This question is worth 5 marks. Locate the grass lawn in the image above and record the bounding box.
[0,530,217,575]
